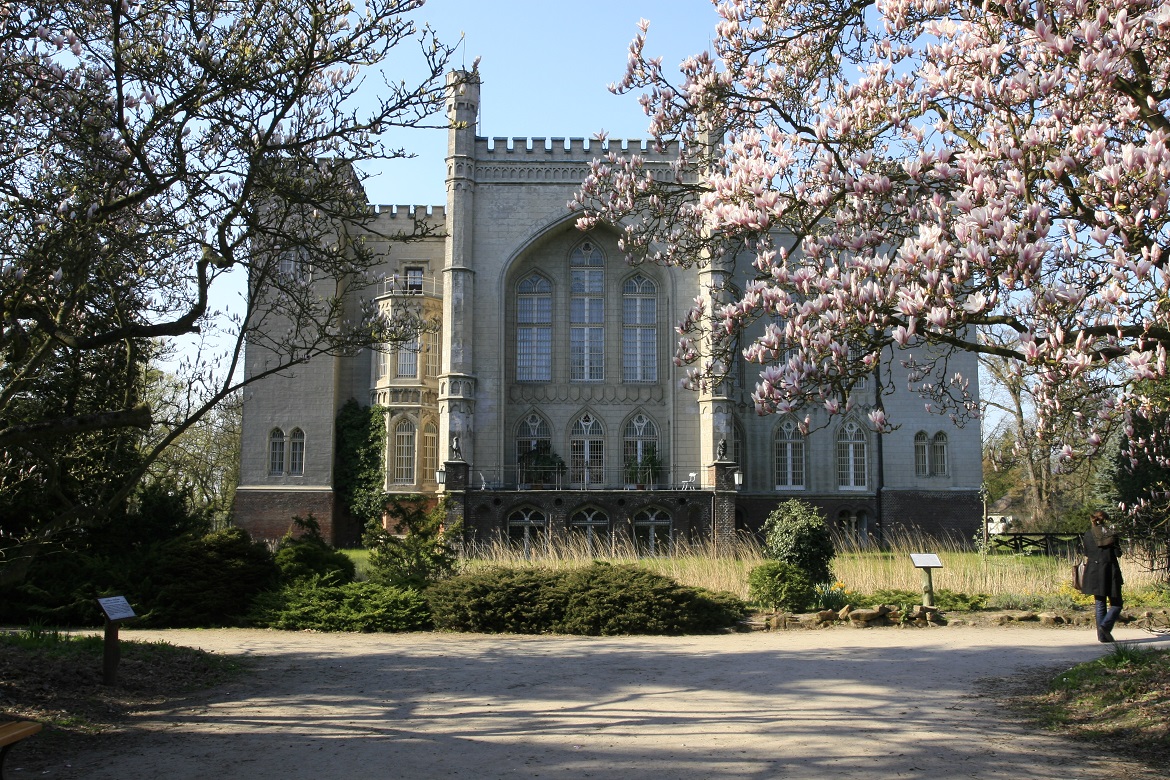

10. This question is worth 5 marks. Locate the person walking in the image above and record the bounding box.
[1080,510,1124,642]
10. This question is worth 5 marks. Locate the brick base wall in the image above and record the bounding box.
[234,489,360,547]
[880,490,982,541]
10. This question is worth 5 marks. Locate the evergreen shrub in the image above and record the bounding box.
[558,563,746,635]
[140,527,280,627]
[275,515,356,584]
[427,563,747,635]
[426,567,567,633]
[365,496,459,590]
[761,499,836,584]
[747,561,815,612]
[248,580,431,632]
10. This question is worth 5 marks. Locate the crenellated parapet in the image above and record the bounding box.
[470,138,682,187]
[475,136,682,162]
[366,204,448,230]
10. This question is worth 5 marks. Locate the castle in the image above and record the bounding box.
[234,70,983,549]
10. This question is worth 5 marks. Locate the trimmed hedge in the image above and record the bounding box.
[248,580,431,632]
[427,562,747,635]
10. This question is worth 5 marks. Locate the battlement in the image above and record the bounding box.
[474,137,682,163]
[367,204,447,224]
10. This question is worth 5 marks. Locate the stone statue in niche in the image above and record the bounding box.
[717,438,727,460]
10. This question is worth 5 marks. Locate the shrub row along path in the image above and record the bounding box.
[52,625,1169,779]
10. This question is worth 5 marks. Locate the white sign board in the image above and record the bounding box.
[910,553,943,569]
[97,596,136,622]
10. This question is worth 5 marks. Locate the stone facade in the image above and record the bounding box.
[235,69,984,549]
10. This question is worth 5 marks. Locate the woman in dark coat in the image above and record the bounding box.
[1080,510,1123,642]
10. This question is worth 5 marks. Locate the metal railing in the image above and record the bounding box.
[376,274,443,298]
[471,466,705,492]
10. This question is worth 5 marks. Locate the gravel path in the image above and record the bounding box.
[49,624,1170,779]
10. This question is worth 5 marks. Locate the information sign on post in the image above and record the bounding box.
[96,596,137,686]
[910,554,943,607]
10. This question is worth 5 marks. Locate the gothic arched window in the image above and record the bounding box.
[289,428,305,476]
[622,274,657,382]
[393,419,416,485]
[570,240,604,382]
[268,428,286,476]
[836,420,868,490]
[570,413,604,486]
[517,273,552,381]
[774,419,805,489]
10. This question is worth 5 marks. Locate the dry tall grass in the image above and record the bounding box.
[462,530,1165,602]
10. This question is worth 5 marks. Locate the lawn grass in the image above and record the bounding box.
[1012,643,1170,771]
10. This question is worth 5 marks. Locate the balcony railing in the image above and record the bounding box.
[376,274,443,298]
[468,466,705,492]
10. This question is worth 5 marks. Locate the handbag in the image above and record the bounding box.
[1072,560,1087,590]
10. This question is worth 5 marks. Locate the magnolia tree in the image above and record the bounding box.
[574,0,1170,467]
[0,0,458,582]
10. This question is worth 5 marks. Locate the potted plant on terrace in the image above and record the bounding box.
[518,443,566,489]
[625,445,664,489]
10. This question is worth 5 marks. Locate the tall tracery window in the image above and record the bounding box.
[570,413,604,486]
[289,428,305,476]
[422,422,438,479]
[515,412,552,482]
[425,330,441,378]
[774,419,805,489]
[914,431,930,477]
[374,347,390,382]
[393,419,416,485]
[622,275,657,382]
[837,420,868,490]
[516,412,552,454]
[516,273,552,381]
[622,413,659,468]
[931,432,949,476]
[914,431,950,477]
[397,336,419,379]
[570,240,604,381]
[268,429,286,476]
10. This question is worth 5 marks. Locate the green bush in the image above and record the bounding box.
[558,563,746,635]
[427,563,747,635]
[365,496,459,590]
[248,580,431,632]
[139,527,280,627]
[747,561,815,612]
[275,515,356,584]
[761,499,836,584]
[426,567,567,633]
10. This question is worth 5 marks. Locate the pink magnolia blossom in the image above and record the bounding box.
[573,0,1170,460]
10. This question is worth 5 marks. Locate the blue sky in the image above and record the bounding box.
[362,0,721,205]
[184,1,720,373]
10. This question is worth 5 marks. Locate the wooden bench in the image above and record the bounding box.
[0,721,42,780]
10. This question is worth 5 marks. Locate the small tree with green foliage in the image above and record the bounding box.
[275,515,356,584]
[365,495,459,590]
[762,499,836,585]
[748,561,815,613]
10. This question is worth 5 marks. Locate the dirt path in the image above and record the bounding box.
[40,624,1170,779]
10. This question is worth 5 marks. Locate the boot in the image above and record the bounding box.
[1095,599,1114,643]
